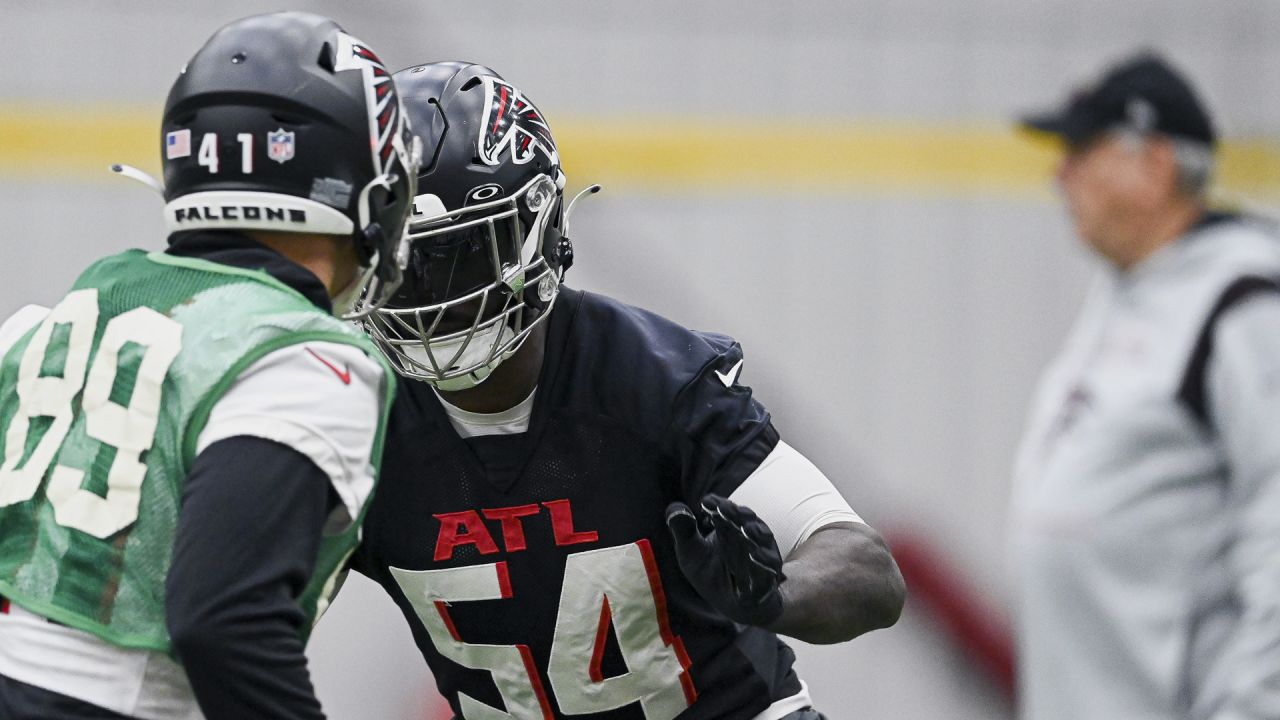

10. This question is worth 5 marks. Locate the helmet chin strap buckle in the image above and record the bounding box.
[359,223,388,273]
[556,236,574,272]
[541,225,574,274]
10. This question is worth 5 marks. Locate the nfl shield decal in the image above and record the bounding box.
[268,129,296,164]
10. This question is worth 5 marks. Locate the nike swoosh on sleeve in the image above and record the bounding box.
[306,347,352,385]
[714,358,744,387]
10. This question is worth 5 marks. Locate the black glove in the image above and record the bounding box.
[665,494,786,627]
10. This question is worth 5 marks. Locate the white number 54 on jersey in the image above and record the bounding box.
[391,540,696,720]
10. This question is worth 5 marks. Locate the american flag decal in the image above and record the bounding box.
[478,77,558,167]
[166,129,191,159]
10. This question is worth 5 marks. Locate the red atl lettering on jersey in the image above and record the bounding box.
[482,504,541,552]
[433,510,500,561]
[434,499,599,561]
[543,499,599,546]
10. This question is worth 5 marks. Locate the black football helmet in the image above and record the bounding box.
[159,11,421,318]
[362,62,594,389]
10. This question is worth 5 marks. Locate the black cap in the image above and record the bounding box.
[1020,52,1215,148]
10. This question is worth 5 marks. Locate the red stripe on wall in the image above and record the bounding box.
[886,532,1015,703]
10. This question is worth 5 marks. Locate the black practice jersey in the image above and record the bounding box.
[351,288,799,720]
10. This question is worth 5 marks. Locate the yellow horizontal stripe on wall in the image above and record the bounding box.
[0,105,157,179]
[2,105,1278,200]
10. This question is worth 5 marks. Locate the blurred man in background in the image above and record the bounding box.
[0,12,417,719]
[350,61,905,720]
[1011,52,1280,719]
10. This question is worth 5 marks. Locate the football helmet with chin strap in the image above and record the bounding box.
[155,11,421,319]
[363,61,596,390]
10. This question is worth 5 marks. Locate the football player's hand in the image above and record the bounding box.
[665,494,786,627]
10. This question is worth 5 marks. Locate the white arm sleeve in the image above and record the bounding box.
[728,440,864,559]
[195,341,387,533]
[0,305,51,356]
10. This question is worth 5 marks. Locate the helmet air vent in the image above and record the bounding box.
[317,42,335,73]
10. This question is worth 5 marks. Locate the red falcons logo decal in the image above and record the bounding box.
[478,76,559,167]
[334,33,403,175]
[354,44,399,167]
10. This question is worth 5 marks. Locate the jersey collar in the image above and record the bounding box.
[165,231,332,313]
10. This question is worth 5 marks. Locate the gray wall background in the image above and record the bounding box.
[4,2,1278,718]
